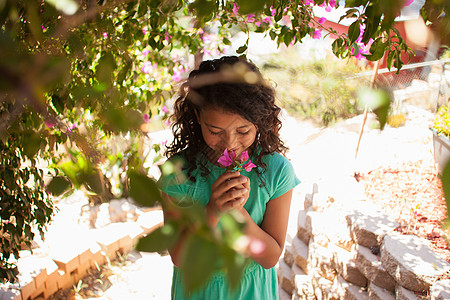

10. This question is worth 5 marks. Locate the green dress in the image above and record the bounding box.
[160,151,300,300]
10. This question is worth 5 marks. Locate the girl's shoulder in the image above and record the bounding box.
[261,152,292,167]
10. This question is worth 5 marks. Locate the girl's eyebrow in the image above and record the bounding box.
[205,122,251,130]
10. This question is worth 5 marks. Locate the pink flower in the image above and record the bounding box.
[270,6,276,16]
[45,120,55,128]
[143,114,149,123]
[218,149,256,172]
[312,29,322,39]
[162,105,168,113]
[240,151,249,162]
[172,69,182,81]
[255,21,261,27]
[325,6,332,12]
[263,17,273,25]
[102,32,107,38]
[218,149,236,167]
[164,32,172,43]
[232,3,239,15]
[142,28,147,35]
[402,0,413,7]
[164,119,171,126]
[142,61,153,74]
[318,17,327,24]
[142,49,149,56]
[243,161,256,172]
[304,0,314,5]
[247,14,256,23]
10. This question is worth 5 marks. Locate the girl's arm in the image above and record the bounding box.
[239,189,293,269]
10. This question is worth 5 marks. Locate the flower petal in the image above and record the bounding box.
[240,151,249,162]
[243,161,256,172]
[218,149,233,167]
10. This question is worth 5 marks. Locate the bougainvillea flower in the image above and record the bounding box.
[318,17,327,24]
[218,149,256,172]
[243,161,257,172]
[240,150,249,163]
[218,149,235,167]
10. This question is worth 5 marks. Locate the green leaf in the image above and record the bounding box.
[51,94,64,113]
[181,234,221,293]
[96,52,116,85]
[224,249,247,290]
[236,0,266,14]
[136,222,180,253]
[47,176,72,196]
[348,20,361,44]
[129,171,161,207]
[223,37,231,46]
[22,131,41,158]
[358,87,391,130]
[386,50,395,70]
[236,45,247,54]
[189,0,215,18]
[364,37,386,61]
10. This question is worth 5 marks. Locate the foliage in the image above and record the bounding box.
[263,50,365,126]
[434,105,450,138]
[1,0,450,292]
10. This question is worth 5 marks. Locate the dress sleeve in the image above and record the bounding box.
[270,155,301,200]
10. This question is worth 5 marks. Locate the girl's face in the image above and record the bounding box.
[196,107,257,158]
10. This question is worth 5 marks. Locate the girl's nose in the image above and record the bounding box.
[223,133,237,150]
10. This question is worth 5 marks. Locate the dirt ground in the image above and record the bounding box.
[361,160,449,263]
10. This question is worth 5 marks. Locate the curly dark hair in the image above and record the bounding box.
[165,56,287,181]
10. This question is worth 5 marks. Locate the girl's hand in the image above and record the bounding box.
[206,171,250,219]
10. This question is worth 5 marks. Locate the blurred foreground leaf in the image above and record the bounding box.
[129,171,161,207]
[136,222,180,253]
[47,176,72,196]
[358,87,391,130]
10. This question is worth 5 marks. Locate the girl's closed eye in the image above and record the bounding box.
[209,130,222,135]
[238,131,250,135]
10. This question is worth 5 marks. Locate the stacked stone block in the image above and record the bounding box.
[0,210,163,300]
[278,179,450,300]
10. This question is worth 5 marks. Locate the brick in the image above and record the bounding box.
[395,285,420,300]
[307,241,336,281]
[43,279,59,299]
[333,245,367,287]
[296,210,310,245]
[278,260,294,295]
[368,282,395,300]
[16,255,49,291]
[355,244,395,291]
[430,279,450,300]
[336,276,369,300]
[283,244,294,268]
[56,270,75,291]
[292,236,308,274]
[381,234,450,292]
[346,206,398,248]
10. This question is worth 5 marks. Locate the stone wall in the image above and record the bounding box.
[277,180,450,300]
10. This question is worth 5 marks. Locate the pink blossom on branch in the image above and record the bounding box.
[232,3,239,15]
[312,29,322,39]
[318,17,327,24]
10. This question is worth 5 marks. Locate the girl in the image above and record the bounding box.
[160,56,300,299]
